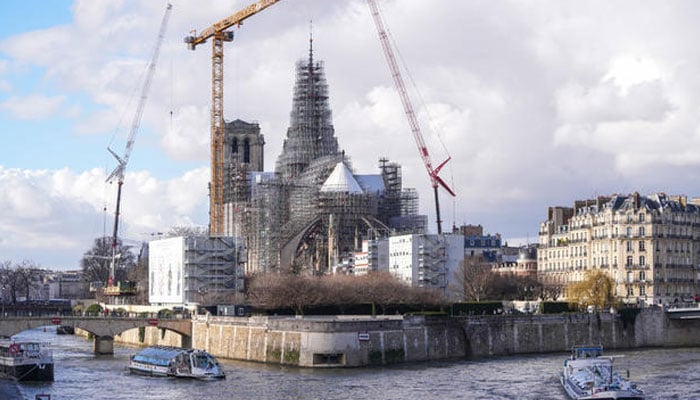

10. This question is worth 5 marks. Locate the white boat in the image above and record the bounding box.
[561,345,644,400]
[129,346,225,380]
[0,340,54,381]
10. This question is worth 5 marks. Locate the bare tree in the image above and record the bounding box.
[451,255,495,302]
[0,260,42,303]
[15,260,40,301]
[539,284,563,301]
[81,236,135,285]
[166,226,208,238]
[0,260,17,303]
[247,272,446,315]
[127,243,150,304]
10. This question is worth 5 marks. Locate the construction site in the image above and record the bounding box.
[179,0,456,275]
[223,38,426,275]
[144,0,459,305]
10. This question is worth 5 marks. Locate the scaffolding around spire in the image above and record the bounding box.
[228,41,426,275]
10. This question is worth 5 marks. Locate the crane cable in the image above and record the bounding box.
[377,1,457,228]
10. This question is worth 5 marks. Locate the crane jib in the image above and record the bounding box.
[367,0,455,234]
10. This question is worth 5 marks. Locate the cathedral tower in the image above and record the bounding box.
[275,33,339,181]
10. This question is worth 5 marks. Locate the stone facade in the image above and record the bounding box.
[79,308,700,367]
[539,193,700,306]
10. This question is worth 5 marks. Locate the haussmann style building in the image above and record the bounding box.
[538,192,700,307]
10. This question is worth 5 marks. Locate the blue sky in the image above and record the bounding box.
[3,0,700,269]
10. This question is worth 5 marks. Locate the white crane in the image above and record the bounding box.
[104,3,172,295]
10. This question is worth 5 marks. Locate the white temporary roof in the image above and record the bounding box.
[320,162,364,193]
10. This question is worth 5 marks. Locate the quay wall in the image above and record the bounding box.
[96,308,700,367]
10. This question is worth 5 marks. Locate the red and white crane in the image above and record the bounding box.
[366,0,455,234]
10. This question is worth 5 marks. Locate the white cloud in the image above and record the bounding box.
[0,94,68,120]
[604,56,664,93]
[0,165,208,268]
[5,0,700,266]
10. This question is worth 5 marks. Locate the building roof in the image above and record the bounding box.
[320,162,363,193]
[356,174,385,193]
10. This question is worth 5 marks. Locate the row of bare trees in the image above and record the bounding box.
[450,255,557,302]
[0,260,43,304]
[247,272,445,315]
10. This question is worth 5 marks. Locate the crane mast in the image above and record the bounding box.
[185,0,281,237]
[366,0,455,234]
[104,3,172,296]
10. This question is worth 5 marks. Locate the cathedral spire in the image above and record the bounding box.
[308,20,314,71]
[275,33,339,180]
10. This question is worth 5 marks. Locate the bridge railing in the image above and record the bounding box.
[0,310,193,320]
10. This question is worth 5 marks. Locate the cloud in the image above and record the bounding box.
[0,165,208,268]
[5,0,700,266]
[0,94,69,120]
[604,56,664,93]
[160,105,210,161]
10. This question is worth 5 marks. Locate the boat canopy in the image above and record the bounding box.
[572,346,603,359]
[132,346,185,367]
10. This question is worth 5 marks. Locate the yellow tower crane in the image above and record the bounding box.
[185,0,281,237]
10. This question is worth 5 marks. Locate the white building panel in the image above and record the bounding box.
[389,234,418,285]
[149,237,185,304]
[388,233,465,292]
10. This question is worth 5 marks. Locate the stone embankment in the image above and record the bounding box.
[103,308,699,367]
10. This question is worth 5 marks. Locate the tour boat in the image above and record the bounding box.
[561,345,644,399]
[128,346,225,380]
[0,340,54,381]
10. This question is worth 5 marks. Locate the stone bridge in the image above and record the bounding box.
[0,316,192,354]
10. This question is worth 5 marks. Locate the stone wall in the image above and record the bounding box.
[104,308,700,367]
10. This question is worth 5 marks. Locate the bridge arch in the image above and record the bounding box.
[0,316,192,354]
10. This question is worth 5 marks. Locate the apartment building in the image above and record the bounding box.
[148,236,245,306]
[539,193,700,307]
[388,233,464,292]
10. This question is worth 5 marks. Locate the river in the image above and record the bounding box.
[2,327,699,399]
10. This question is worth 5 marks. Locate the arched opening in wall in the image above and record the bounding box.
[243,138,251,164]
[232,137,238,156]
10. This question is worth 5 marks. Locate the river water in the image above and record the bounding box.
[2,327,699,399]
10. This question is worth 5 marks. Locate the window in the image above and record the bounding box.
[639,255,645,266]
[626,241,633,252]
[627,286,634,296]
[626,227,633,237]
[639,271,646,281]
[639,285,646,296]
[639,213,645,223]
[639,226,645,237]
[626,256,633,267]
[243,138,251,163]
[639,241,645,252]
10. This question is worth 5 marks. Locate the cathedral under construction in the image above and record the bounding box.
[220,39,426,275]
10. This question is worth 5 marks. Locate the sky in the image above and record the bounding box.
[2,0,700,270]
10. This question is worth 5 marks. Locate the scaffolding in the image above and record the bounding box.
[149,236,244,306]
[230,42,426,275]
[275,36,337,181]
